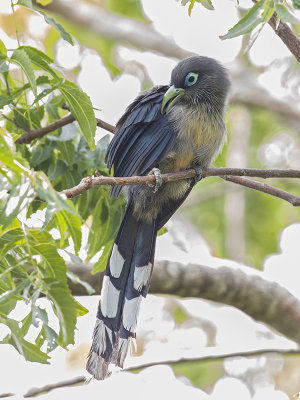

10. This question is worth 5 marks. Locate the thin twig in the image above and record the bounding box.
[60,167,300,206]
[222,175,300,206]
[15,109,115,144]
[23,376,86,398]
[125,348,300,371]
[7,348,298,397]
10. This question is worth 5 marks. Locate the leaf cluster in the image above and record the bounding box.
[0,7,124,363]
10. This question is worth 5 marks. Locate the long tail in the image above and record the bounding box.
[86,200,157,379]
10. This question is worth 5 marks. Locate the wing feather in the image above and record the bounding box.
[106,85,179,197]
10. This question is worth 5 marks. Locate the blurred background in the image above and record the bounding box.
[1,0,300,399]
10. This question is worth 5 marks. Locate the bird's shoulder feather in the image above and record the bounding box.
[106,85,180,197]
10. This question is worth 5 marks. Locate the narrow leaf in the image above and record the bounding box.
[275,4,300,24]
[20,46,60,80]
[46,282,76,347]
[59,209,82,254]
[39,12,74,45]
[11,49,37,96]
[220,0,265,40]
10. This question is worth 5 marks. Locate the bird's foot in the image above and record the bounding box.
[193,167,203,183]
[148,168,162,193]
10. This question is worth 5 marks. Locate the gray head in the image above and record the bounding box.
[161,56,230,114]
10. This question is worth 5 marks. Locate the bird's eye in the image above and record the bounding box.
[184,72,198,87]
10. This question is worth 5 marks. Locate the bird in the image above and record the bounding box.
[86,55,230,380]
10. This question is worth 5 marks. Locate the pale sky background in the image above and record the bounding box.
[0,1,299,399]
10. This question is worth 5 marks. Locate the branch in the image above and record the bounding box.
[15,112,115,144]
[125,348,300,371]
[268,12,300,63]
[222,175,300,206]
[34,0,193,60]
[15,114,75,144]
[68,260,300,345]
[61,167,300,206]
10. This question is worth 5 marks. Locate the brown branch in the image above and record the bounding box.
[61,167,300,206]
[68,260,300,345]
[23,376,86,398]
[15,111,115,145]
[126,348,300,371]
[15,114,75,144]
[222,175,300,206]
[268,12,300,63]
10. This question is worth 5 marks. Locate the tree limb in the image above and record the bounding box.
[68,260,300,345]
[15,112,115,144]
[126,348,300,371]
[267,12,300,63]
[60,167,300,206]
[34,0,193,60]
[221,175,300,206]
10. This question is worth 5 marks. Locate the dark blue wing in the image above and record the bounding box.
[106,85,179,197]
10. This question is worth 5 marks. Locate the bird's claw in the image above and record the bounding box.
[193,167,203,183]
[148,168,162,193]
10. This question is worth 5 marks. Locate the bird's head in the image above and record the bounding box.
[161,56,230,114]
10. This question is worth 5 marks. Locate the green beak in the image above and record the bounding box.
[161,85,185,114]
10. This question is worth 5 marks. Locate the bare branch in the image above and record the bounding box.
[15,114,75,144]
[222,175,300,206]
[15,111,115,145]
[68,260,300,345]
[125,348,300,371]
[61,167,300,206]
[34,0,193,60]
[268,12,300,63]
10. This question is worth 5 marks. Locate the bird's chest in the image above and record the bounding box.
[161,105,225,172]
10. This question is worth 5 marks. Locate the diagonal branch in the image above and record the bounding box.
[15,113,115,144]
[61,167,300,206]
[267,11,300,63]
[68,260,300,345]
[221,175,300,206]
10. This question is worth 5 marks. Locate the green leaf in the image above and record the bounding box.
[0,61,9,73]
[4,317,50,363]
[59,81,96,150]
[92,240,114,273]
[275,4,300,24]
[0,279,30,305]
[67,271,95,295]
[40,12,74,45]
[220,0,265,40]
[198,0,214,11]
[58,140,75,165]
[0,39,7,59]
[11,49,37,97]
[47,159,68,180]
[17,0,33,7]
[19,46,60,80]
[87,195,110,259]
[58,209,82,254]
[292,0,300,10]
[75,300,89,317]
[34,306,58,351]
[157,226,168,236]
[31,243,67,282]
[31,146,52,167]
[46,281,76,347]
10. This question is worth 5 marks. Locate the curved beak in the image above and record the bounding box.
[161,85,185,114]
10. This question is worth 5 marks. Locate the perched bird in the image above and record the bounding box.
[86,56,230,379]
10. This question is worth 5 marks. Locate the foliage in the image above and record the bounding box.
[0,3,125,363]
[184,0,300,45]
[0,0,299,377]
